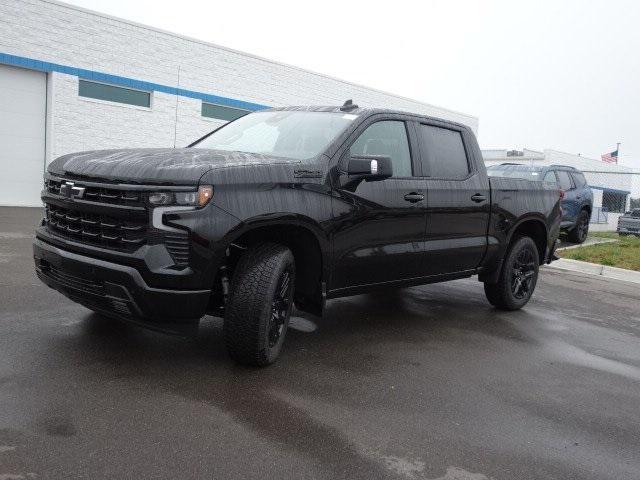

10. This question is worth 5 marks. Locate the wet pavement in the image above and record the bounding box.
[1,207,639,480]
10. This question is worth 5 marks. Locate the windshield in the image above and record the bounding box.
[487,164,544,181]
[191,110,357,161]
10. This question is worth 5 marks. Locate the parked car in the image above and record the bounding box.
[34,103,561,366]
[617,209,640,236]
[487,163,593,243]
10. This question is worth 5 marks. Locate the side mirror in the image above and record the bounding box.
[346,155,393,181]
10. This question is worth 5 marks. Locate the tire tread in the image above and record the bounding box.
[224,243,294,366]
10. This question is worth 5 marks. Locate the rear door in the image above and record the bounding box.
[331,117,428,290]
[413,121,491,276]
[556,170,579,225]
[569,171,592,210]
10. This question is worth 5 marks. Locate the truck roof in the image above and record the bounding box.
[265,105,471,131]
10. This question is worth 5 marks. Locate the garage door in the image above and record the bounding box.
[0,64,46,206]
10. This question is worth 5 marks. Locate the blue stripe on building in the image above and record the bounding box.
[0,52,269,112]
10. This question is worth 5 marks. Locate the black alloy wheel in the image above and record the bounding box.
[268,270,292,348]
[511,247,536,300]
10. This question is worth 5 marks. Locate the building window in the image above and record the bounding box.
[79,80,151,108]
[201,102,249,121]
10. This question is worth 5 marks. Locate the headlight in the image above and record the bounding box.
[148,185,213,208]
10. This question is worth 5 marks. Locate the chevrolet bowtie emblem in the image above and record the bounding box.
[59,181,86,199]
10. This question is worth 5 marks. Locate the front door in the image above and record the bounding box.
[413,121,491,276]
[331,118,428,291]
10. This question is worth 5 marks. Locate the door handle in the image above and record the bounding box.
[471,193,486,203]
[404,192,424,203]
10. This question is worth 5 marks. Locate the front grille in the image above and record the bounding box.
[39,261,105,296]
[43,177,192,267]
[45,203,147,251]
[46,178,144,206]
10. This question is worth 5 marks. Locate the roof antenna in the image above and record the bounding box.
[340,99,358,112]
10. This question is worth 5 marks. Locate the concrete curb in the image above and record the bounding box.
[556,238,618,251]
[545,258,640,285]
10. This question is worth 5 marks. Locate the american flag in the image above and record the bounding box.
[601,149,618,164]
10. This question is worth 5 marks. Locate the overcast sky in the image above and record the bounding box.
[65,0,640,169]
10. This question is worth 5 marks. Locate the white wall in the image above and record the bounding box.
[590,212,624,232]
[592,189,603,209]
[0,0,478,164]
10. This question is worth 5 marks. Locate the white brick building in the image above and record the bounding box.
[0,0,478,206]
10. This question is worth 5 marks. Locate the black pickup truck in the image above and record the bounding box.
[34,103,561,366]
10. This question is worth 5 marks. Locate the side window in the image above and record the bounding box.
[556,171,574,190]
[571,172,587,188]
[417,124,469,178]
[350,121,412,177]
[543,171,558,184]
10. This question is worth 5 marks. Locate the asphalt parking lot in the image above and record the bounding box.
[1,207,639,480]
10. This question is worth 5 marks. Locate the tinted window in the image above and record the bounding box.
[350,121,412,177]
[571,171,588,188]
[202,103,249,121]
[79,80,151,107]
[556,171,574,190]
[543,171,557,184]
[418,125,469,178]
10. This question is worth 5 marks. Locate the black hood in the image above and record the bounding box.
[47,148,300,185]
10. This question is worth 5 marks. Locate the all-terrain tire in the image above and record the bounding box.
[224,243,295,366]
[484,236,539,311]
[567,209,590,244]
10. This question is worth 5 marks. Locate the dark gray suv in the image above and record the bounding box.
[488,163,593,243]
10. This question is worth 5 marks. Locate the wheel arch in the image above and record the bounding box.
[507,216,549,265]
[220,215,328,315]
[481,215,549,285]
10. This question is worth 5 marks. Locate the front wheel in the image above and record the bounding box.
[224,243,295,366]
[567,210,590,243]
[484,236,539,311]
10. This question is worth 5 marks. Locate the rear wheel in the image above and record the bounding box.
[224,243,295,366]
[484,236,539,311]
[567,210,590,243]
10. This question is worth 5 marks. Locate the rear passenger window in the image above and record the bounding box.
[571,172,587,188]
[543,171,557,184]
[556,171,574,190]
[350,121,413,177]
[417,124,469,178]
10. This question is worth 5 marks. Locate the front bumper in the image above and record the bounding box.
[34,238,211,332]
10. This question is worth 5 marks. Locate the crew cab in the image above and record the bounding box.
[34,103,562,366]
